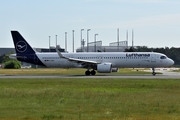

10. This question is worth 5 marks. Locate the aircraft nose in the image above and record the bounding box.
[169,59,174,66]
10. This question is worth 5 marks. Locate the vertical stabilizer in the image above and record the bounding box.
[10,31,46,66]
[11,31,35,54]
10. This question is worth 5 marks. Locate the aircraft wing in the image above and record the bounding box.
[56,48,100,66]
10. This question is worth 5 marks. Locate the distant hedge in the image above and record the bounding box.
[4,60,21,69]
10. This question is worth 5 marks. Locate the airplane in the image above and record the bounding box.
[9,31,174,76]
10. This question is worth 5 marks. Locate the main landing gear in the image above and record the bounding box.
[85,70,96,76]
[152,68,156,76]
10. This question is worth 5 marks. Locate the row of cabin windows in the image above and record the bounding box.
[43,57,60,59]
[78,57,149,59]
[42,56,150,60]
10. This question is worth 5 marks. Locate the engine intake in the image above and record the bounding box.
[97,63,112,73]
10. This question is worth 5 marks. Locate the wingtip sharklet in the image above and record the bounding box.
[55,48,68,59]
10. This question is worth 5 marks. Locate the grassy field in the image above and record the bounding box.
[0,78,180,120]
[0,68,153,75]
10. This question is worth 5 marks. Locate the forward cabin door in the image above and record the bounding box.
[151,54,156,66]
[151,54,156,63]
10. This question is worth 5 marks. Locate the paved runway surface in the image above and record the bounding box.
[0,72,180,79]
[0,75,179,79]
[0,69,180,79]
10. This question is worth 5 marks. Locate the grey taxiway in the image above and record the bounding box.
[0,70,180,79]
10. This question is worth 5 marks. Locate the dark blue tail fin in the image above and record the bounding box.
[11,31,46,66]
[11,31,35,54]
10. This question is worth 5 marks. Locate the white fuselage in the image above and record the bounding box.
[33,52,174,68]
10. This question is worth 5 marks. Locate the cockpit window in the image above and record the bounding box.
[160,56,167,59]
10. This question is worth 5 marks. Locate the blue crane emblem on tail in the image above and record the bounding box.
[16,41,27,53]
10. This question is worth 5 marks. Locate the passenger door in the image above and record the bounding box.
[151,54,156,63]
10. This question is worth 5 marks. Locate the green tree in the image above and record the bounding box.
[124,47,135,52]
[4,60,21,69]
[2,52,14,63]
[2,53,21,69]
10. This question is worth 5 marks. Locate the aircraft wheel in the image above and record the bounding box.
[152,72,156,76]
[85,70,91,76]
[91,70,96,75]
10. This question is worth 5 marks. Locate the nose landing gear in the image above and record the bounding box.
[152,68,156,76]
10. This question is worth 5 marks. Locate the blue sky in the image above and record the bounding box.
[0,0,180,52]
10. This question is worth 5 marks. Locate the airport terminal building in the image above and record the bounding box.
[76,41,129,52]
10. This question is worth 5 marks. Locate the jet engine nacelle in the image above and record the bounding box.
[97,63,112,73]
[112,68,119,72]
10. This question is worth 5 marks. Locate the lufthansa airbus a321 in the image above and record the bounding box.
[9,31,174,76]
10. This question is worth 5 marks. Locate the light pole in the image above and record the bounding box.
[94,34,98,52]
[56,35,57,47]
[87,29,91,52]
[117,28,119,52]
[65,32,67,52]
[49,36,51,52]
[132,29,134,48]
[72,30,75,53]
[126,30,128,49]
[81,29,84,52]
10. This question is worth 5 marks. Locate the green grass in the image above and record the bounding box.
[0,68,155,75]
[0,78,180,120]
